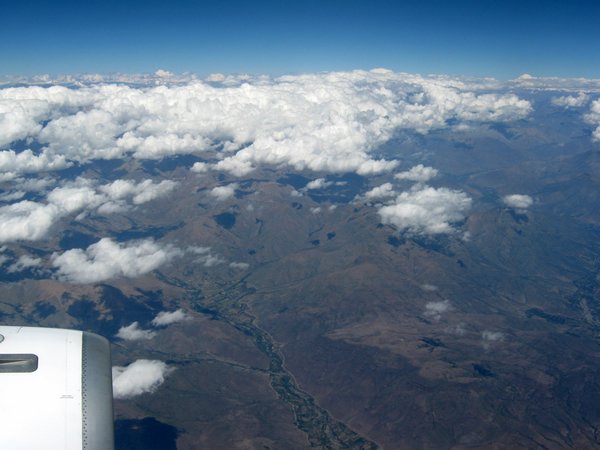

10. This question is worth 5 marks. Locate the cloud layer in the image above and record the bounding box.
[0,70,532,179]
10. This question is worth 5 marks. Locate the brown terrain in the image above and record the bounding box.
[1,113,600,449]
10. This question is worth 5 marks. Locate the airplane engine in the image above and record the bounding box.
[0,326,114,450]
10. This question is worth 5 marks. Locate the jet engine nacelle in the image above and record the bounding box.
[0,326,114,450]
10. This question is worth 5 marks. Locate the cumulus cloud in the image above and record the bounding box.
[112,359,173,399]
[482,330,504,349]
[52,238,182,284]
[99,179,178,206]
[229,261,250,270]
[503,194,533,210]
[115,322,156,340]
[551,92,589,108]
[0,200,61,242]
[0,177,176,243]
[188,246,226,267]
[7,254,42,273]
[191,161,209,173]
[13,177,55,192]
[0,190,25,202]
[209,183,238,201]
[586,99,600,141]
[117,132,212,159]
[151,309,189,326]
[421,284,438,292]
[362,182,396,199]
[0,149,69,179]
[378,185,472,235]
[394,165,438,183]
[198,253,225,267]
[0,70,532,178]
[0,84,91,147]
[424,300,452,321]
[482,330,504,342]
[155,69,174,79]
[305,178,332,190]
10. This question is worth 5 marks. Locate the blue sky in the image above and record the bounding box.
[1,0,599,79]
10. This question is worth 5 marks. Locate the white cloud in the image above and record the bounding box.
[482,331,504,342]
[115,322,156,340]
[13,177,55,192]
[7,254,42,273]
[117,132,212,159]
[0,71,532,178]
[378,185,472,235]
[229,261,250,270]
[206,73,226,83]
[0,201,61,242]
[0,177,177,243]
[155,69,174,79]
[46,182,106,214]
[39,108,126,161]
[421,284,438,292]
[52,238,182,284]
[99,179,178,205]
[188,246,211,254]
[0,190,26,202]
[551,92,589,108]
[151,309,189,326]
[209,183,238,201]
[503,194,533,210]
[363,182,395,199]
[482,330,505,348]
[0,149,69,177]
[198,253,225,267]
[112,359,173,399]
[188,246,225,267]
[0,85,91,147]
[213,158,254,177]
[310,207,321,214]
[424,300,452,321]
[394,165,438,183]
[305,178,332,190]
[586,99,600,141]
[191,161,209,173]
[0,246,8,266]
[510,74,600,92]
